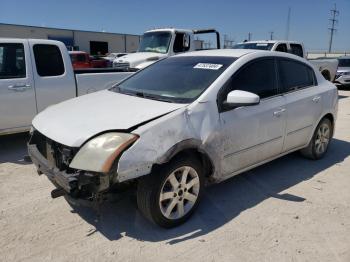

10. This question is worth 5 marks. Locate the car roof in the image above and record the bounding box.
[236,40,302,45]
[338,56,350,60]
[177,49,257,58]
[175,48,311,65]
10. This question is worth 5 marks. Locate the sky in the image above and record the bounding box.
[1,0,349,51]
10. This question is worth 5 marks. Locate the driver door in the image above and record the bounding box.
[218,58,286,177]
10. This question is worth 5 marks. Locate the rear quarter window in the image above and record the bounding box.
[33,44,65,77]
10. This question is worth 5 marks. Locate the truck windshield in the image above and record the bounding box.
[233,43,274,50]
[338,58,350,67]
[112,56,236,103]
[138,32,172,54]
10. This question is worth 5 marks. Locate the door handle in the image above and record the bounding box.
[8,84,31,91]
[273,108,286,117]
[312,96,321,103]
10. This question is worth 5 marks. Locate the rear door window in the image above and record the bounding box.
[290,44,304,57]
[278,59,315,92]
[0,43,26,79]
[33,44,65,77]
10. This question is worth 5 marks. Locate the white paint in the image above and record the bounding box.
[32,90,186,147]
[31,49,338,185]
[0,38,136,135]
[226,90,260,105]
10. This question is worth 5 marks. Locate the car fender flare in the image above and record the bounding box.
[155,138,216,174]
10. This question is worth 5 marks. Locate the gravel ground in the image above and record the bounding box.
[0,90,349,262]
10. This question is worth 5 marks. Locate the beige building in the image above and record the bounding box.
[0,23,140,55]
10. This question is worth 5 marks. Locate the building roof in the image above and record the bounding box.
[0,22,140,37]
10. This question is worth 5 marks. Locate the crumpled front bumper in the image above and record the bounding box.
[28,144,101,194]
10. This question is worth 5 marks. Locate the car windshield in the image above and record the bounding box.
[138,32,172,54]
[233,43,274,50]
[111,56,236,103]
[338,58,350,67]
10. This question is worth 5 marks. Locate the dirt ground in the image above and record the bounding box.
[0,90,350,262]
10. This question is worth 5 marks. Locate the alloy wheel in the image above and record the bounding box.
[159,166,200,220]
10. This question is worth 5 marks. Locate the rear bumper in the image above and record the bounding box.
[28,144,100,194]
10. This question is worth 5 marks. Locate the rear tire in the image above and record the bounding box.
[300,118,332,160]
[137,154,204,228]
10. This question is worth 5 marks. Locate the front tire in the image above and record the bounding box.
[137,154,204,228]
[300,118,332,160]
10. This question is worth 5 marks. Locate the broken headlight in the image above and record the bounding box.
[69,132,138,173]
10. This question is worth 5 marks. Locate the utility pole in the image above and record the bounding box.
[328,3,339,53]
[248,32,252,41]
[223,34,235,48]
[285,7,291,40]
[269,31,274,40]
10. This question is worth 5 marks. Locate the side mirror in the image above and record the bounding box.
[183,34,190,48]
[225,90,260,108]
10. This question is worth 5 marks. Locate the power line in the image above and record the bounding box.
[328,3,339,53]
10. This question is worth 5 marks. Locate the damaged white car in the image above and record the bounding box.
[28,49,338,227]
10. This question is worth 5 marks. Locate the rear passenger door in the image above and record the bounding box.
[29,40,76,112]
[0,40,36,132]
[278,58,322,152]
[218,58,287,176]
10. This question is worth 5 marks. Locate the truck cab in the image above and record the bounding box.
[233,40,339,82]
[113,28,220,70]
[233,40,306,57]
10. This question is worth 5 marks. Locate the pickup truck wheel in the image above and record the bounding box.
[300,118,332,160]
[137,155,204,228]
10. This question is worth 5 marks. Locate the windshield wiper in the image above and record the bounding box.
[142,93,174,103]
[116,87,174,103]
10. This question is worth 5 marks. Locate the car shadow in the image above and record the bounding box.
[0,133,31,165]
[338,95,349,99]
[338,85,350,91]
[69,138,350,244]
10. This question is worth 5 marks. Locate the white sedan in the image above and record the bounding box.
[28,49,338,227]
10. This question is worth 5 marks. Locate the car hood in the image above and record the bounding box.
[115,52,167,67]
[32,90,186,147]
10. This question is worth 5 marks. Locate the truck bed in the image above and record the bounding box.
[74,69,134,96]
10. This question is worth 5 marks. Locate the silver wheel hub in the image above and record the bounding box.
[315,123,330,154]
[159,166,200,220]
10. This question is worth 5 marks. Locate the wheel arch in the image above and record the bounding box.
[154,139,215,179]
[311,112,335,140]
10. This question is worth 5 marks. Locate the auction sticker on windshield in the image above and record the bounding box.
[194,63,223,70]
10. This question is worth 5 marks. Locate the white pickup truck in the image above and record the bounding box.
[233,40,339,82]
[113,28,220,70]
[0,39,133,135]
